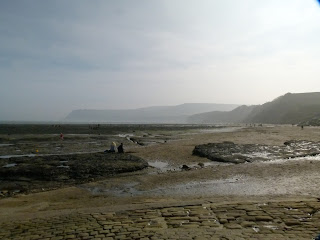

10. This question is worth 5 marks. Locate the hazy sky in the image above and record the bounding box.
[1,0,320,121]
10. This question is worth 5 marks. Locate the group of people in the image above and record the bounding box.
[104,142,124,153]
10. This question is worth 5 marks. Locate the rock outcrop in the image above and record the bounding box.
[0,152,148,196]
[193,140,320,164]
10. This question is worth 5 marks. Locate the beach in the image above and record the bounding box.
[1,124,320,239]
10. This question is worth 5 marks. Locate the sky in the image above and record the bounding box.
[1,0,320,121]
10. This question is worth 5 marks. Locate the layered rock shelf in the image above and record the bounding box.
[193,140,320,164]
[0,152,148,196]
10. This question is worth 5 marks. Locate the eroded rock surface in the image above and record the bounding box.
[0,153,148,196]
[1,199,320,239]
[193,140,320,164]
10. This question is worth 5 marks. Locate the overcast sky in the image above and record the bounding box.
[1,0,320,121]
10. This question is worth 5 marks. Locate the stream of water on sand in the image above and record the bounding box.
[81,169,320,198]
[0,151,101,159]
[0,144,14,147]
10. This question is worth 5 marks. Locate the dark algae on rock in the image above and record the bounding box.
[193,140,320,164]
[0,152,148,197]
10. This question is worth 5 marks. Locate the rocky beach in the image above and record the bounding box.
[1,124,320,239]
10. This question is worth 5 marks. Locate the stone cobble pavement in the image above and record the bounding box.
[1,199,320,240]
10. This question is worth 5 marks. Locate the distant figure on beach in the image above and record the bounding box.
[118,143,124,153]
[60,133,64,140]
[105,142,116,153]
[301,125,304,130]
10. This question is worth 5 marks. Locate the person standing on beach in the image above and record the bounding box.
[117,143,124,153]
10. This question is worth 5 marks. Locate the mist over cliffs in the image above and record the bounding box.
[187,105,257,124]
[65,93,320,125]
[65,103,239,123]
[187,92,320,125]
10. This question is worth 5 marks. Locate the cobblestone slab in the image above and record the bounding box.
[1,200,320,239]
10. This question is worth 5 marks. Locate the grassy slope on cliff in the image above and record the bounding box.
[245,92,320,124]
[188,92,320,125]
[187,105,257,124]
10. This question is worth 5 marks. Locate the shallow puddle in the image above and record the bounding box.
[147,160,177,172]
[2,163,17,168]
[117,133,134,138]
[0,144,14,147]
[57,165,69,168]
[0,154,36,159]
[199,127,243,133]
[0,151,101,159]
[261,154,320,164]
[189,162,225,168]
[147,160,223,173]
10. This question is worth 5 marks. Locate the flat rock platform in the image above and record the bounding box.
[0,152,148,197]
